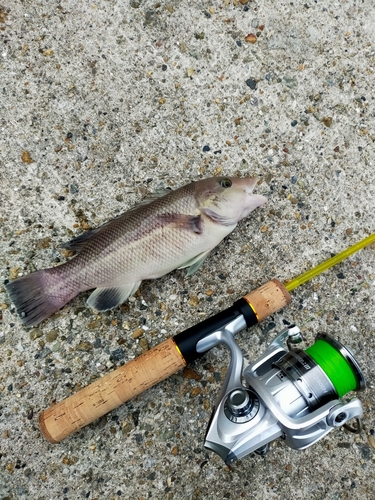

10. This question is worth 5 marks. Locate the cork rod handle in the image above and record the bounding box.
[242,279,291,321]
[39,337,186,443]
[39,280,292,444]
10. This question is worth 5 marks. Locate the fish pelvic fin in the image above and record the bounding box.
[86,282,141,312]
[178,249,212,276]
[5,269,76,327]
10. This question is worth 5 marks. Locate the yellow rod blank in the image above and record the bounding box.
[285,233,375,292]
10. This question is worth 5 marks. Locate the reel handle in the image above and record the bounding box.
[39,338,186,443]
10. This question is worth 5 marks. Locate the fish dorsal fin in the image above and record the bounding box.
[127,188,172,212]
[61,227,102,252]
[62,189,173,252]
[61,212,127,251]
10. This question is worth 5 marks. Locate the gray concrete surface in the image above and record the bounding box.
[1,0,375,499]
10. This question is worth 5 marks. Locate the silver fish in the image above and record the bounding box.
[5,176,267,326]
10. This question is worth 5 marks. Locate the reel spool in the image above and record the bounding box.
[305,334,365,397]
[273,332,365,414]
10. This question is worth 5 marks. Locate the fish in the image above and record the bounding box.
[5,176,267,327]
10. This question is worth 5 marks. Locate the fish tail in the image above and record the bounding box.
[5,268,76,327]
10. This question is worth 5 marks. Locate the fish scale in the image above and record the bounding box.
[5,177,267,326]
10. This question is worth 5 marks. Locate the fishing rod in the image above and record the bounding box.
[39,233,375,444]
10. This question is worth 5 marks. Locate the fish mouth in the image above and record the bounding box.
[244,177,267,207]
[235,177,267,215]
[250,193,268,208]
[236,192,267,222]
[245,176,260,193]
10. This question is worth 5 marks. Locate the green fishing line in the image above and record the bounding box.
[305,340,358,397]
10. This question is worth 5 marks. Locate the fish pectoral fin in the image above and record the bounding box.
[158,214,202,234]
[178,250,211,276]
[86,282,141,311]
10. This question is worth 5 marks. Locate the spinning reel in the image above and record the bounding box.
[199,321,366,464]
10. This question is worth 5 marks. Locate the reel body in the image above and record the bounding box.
[202,324,365,464]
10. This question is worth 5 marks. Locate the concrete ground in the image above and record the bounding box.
[1,0,375,499]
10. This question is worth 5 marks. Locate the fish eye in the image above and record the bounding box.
[220,178,232,188]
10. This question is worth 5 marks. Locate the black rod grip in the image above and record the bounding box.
[174,298,257,364]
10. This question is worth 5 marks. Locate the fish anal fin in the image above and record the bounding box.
[86,282,141,311]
